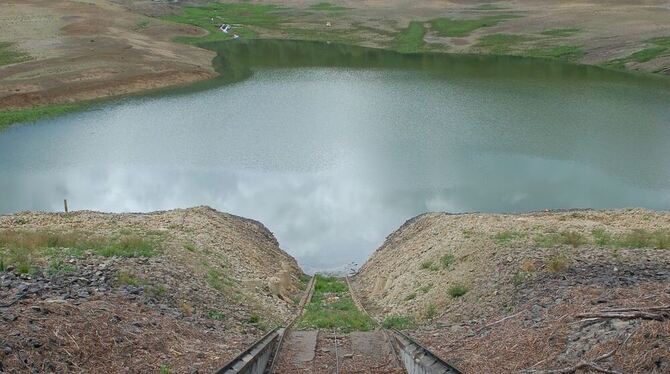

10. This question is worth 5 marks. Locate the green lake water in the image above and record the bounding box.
[1,40,669,271]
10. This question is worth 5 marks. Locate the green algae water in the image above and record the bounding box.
[1,40,669,271]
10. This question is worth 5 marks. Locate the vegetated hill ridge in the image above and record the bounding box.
[0,206,304,373]
[353,209,670,373]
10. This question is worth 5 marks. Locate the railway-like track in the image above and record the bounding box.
[215,275,462,374]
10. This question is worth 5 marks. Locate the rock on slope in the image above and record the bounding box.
[353,209,670,373]
[0,206,304,373]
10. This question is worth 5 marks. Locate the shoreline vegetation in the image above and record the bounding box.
[1,2,669,130]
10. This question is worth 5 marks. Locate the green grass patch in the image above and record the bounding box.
[116,272,144,286]
[429,15,518,37]
[604,37,670,69]
[628,47,667,63]
[163,3,283,44]
[97,235,155,257]
[647,36,670,48]
[440,253,456,269]
[419,260,440,271]
[382,315,414,329]
[47,258,77,275]
[540,28,580,37]
[527,45,584,61]
[0,230,159,274]
[474,34,532,54]
[591,228,612,246]
[393,21,426,53]
[534,231,587,247]
[424,304,437,320]
[298,275,375,332]
[448,284,468,298]
[309,2,347,11]
[0,104,86,132]
[617,229,670,249]
[405,292,417,301]
[493,230,526,244]
[147,284,167,298]
[206,267,234,292]
[207,310,226,320]
[0,42,30,67]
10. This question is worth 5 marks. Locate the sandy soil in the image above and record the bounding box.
[353,209,670,373]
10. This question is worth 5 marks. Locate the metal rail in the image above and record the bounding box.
[390,329,461,374]
[346,276,462,374]
[215,276,316,374]
[267,275,316,373]
[215,327,281,374]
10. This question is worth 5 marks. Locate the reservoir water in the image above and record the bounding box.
[1,40,669,271]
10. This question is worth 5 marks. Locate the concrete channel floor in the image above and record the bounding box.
[275,330,405,373]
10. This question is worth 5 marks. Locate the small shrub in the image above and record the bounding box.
[207,268,225,291]
[184,243,197,252]
[116,272,142,286]
[382,315,414,330]
[440,253,455,269]
[47,258,76,275]
[520,260,536,273]
[535,231,586,248]
[179,302,194,316]
[248,314,260,324]
[405,292,417,301]
[159,364,170,374]
[418,284,433,293]
[420,260,434,270]
[462,229,474,238]
[512,272,526,286]
[147,284,167,298]
[561,231,586,248]
[493,230,525,244]
[592,228,612,246]
[448,284,468,298]
[547,254,568,272]
[424,304,437,320]
[207,310,225,320]
[616,229,670,249]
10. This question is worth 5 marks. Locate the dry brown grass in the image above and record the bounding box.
[0,296,246,373]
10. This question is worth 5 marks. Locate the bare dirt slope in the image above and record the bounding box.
[0,206,304,373]
[0,0,215,110]
[353,209,670,373]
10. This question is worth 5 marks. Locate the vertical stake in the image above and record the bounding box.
[64,199,68,213]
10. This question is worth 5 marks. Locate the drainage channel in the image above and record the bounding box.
[345,277,463,374]
[215,276,316,374]
[216,275,460,374]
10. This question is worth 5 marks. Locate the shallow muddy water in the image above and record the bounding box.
[1,40,669,271]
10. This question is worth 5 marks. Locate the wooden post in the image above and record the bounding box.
[64,199,68,213]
